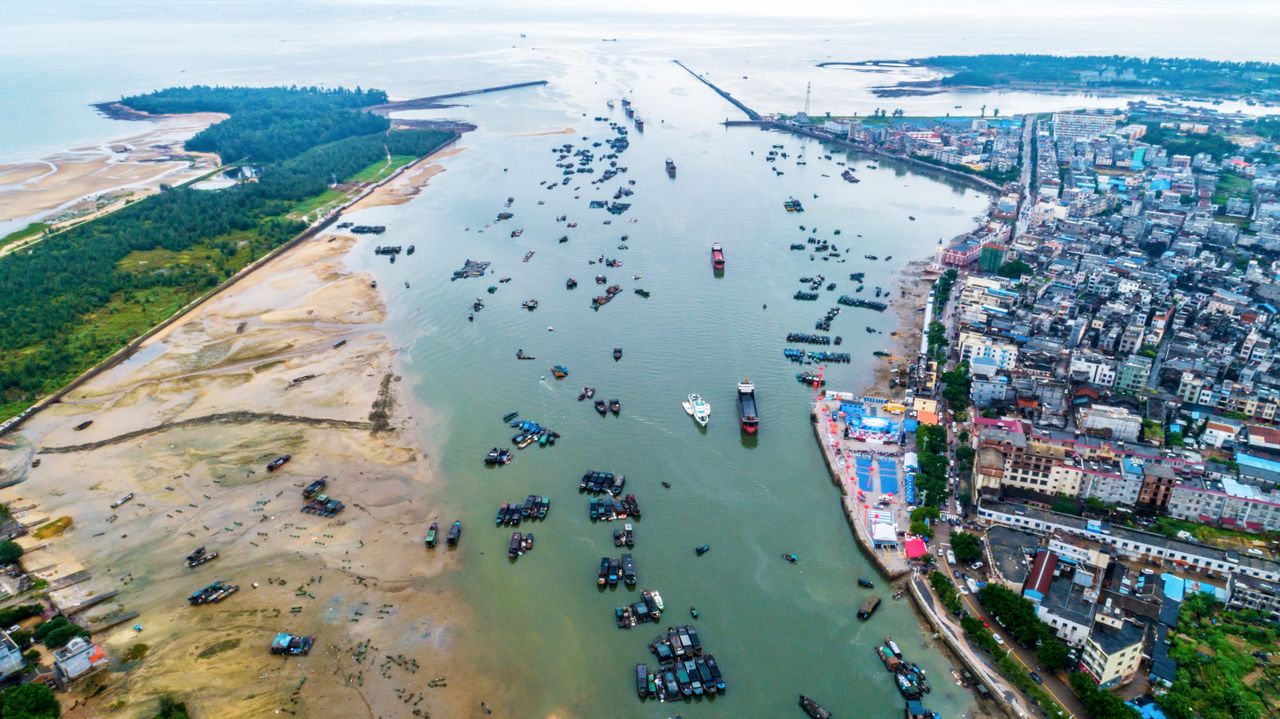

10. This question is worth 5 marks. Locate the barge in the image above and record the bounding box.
[737,379,759,434]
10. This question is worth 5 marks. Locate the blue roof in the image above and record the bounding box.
[1237,453,1280,474]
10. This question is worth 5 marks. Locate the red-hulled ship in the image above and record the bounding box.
[711,243,725,271]
[737,379,758,434]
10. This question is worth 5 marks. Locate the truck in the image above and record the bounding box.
[946,549,956,566]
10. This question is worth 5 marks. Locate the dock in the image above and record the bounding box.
[811,393,912,579]
[367,80,549,114]
[672,60,761,121]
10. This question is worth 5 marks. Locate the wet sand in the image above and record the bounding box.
[863,259,934,397]
[347,146,466,212]
[0,112,224,229]
[510,127,576,137]
[0,232,470,718]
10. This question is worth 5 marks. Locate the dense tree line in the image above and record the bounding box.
[119,86,392,162]
[927,55,1280,96]
[0,84,452,412]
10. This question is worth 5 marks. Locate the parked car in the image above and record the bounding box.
[970,561,984,571]
[1029,671,1043,685]
[993,634,1005,646]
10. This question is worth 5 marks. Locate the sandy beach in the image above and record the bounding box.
[347,146,465,212]
[0,225,469,718]
[862,259,935,398]
[0,112,224,234]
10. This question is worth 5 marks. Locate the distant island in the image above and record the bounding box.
[820,54,1280,101]
[0,85,456,422]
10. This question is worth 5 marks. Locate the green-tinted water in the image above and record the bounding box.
[346,58,989,717]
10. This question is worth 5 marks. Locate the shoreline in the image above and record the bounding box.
[0,225,471,718]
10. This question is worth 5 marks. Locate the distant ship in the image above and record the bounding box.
[666,158,676,177]
[737,379,758,434]
[711,243,725,271]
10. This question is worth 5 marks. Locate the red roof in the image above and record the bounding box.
[905,537,928,559]
[1023,550,1058,598]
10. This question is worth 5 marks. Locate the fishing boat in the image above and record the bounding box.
[502,411,519,423]
[484,447,513,465]
[858,595,881,620]
[690,606,699,618]
[800,695,833,719]
[509,532,523,558]
[446,520,462,547]
[665,159,676,177]
[522,299,539,311]
[695,545,711,556]
[682,397,694,416]
[566,278,578,289]
[516,349,536,360]
[594,400,608,416]
[609,399,621,415]
[783,553,799,563]
[425,522,438,548]
[711,243,725,271]
[858,577,875,588]
[688,394,710,427]
[523,251,535,262]
[737,379,759,434]
[613,347,623,361]
[551,365,569,379]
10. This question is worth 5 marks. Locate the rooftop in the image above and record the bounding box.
[1043,573,1097,627]
[1089,617,1145,655]
[987,526,1040,585]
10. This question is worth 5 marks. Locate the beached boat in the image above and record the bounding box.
[689,394,710,427]
[446,520,462,547]
[711,243,725,271]
[266,455,291,472]
[737,379,759,434]
[425,523,438,548]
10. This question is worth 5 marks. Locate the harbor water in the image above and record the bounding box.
[346,56,989,717]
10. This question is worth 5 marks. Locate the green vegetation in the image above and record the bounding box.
[941,362,971,410]
[996,259,1032,278]
[909,506,940,538]
[0,605,43,628]
[1212,172,1253,205]
[951,532,983,564]
[933,268,958,314]
[120,86,389,163]
[154,697,190,719]
[1142,419,1165,444]
[928,570,963,614]
[349,154,418,184]
[921,55,1280,98]
[1156,594,1278,719]
[124,643,149,662]
[33,617,88,650]
[927,321,948,359]
[0,541,23,565]
[1069,672,1140,719]
[1142,123,1240,160]
[976,584,1059,649]
[915,423,949,508]
[0,86,453,421]
[0,223,48,253]
[0,683,61,719]
[959,609,1068,719]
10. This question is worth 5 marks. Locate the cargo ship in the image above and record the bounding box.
[711,243,725,271]
[737,379,758,434]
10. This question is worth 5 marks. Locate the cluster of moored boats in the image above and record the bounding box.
[451,258,490,281]
[496,495,550,525]
[508,417,562,449]
[597,553,638,586]
[783,349,851,364]
[783,197,805,212]
[635,625,726,701]
[877,637,932,700]
[786,333,831,345]
[300,476,344,517]
[616,589,664,627]
[188,580,239,605]
[579,470,626,495]
[508,531,535,558]
[837,296,888,312]
[589,495,641,521]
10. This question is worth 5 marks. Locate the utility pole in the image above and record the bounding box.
[804,82,811,116]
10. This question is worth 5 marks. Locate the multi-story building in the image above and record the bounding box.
[1166,477,1280,532]
[1053,112,1120,142]
[1115,356,1153,395]
[1070,353,1117,387]
[1079,614,1146,688]
[959,331,1019,370]
[1077,405,1142,442]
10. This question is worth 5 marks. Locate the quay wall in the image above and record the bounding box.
[907,579,1026,719]
[810,409,910,581]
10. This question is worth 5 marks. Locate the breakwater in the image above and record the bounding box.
[368,80,550,114]
[673,60,761,121]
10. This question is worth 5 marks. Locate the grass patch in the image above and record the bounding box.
[32,517,72,539]
[196,637,240,659]
[348,154,417,183]
[0,222,49,252]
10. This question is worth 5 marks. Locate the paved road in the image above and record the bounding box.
[934,523,1087,719]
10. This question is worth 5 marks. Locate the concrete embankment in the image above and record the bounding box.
[810,407,910,581]
[908,577,1028,719]
[368,80,549,114]
[673,60,761,121]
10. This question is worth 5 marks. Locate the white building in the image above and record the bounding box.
[958,331,1019,370]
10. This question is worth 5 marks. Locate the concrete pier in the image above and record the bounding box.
[673,60,761,121]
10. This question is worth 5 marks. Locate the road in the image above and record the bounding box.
[934,522,1087,719]
[1015,114,1037,239]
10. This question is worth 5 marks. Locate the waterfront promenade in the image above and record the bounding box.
[811,393,912,579]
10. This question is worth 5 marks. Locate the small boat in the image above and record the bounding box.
[688,394,710,427]
[666,158,676,177]
[800,695,833,719]
[858,595,881,620]
[609,399,621,415]
[522,299,539,311]
[266,455,292,472]
[551,366,568,379]
[566,278,578,289]
[737,379,759,434]
[595,400,608,416]
[425,522,438,548]
[690,606,699,618]
[695,545,711,556]
[858,578,875,588]
[74,419,94,431]
[711,243,725,271]
[446,520,462,547]
[516,349,536,360]
[523,251,535,262]
[509,532,523,558]
[660,481,671,489]
[484,447,513,465]
[110,492,135,509]
[682,398,694,416]
[613,347,622,361]
[502,411,519,423]
[782,553,798,563]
